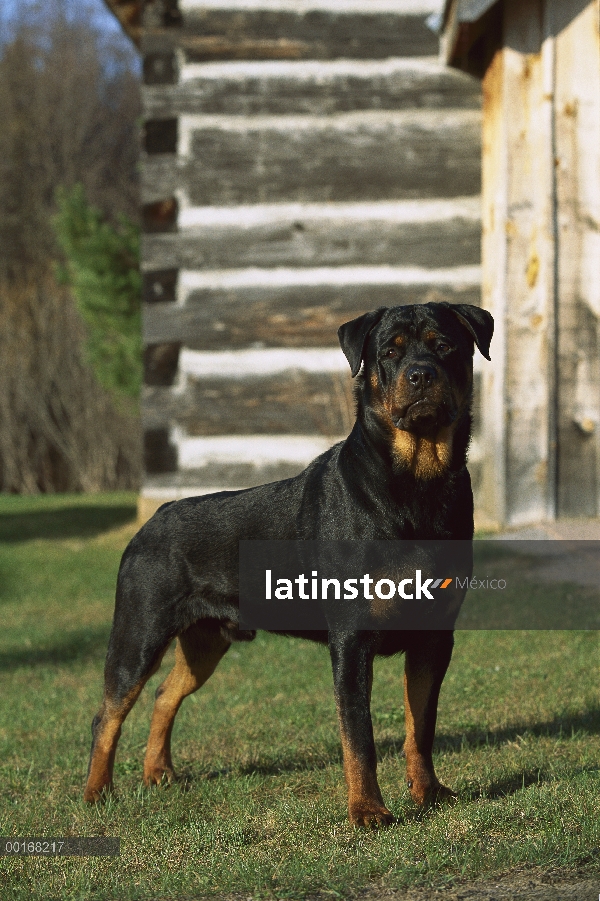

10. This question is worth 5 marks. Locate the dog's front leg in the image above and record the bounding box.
[329,631,394,827]
[403,630,456,806]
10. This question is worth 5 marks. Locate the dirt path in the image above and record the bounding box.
[356,870,599,901]
[159,869,599,901]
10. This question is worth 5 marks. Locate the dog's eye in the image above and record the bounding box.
[436,342,453,354]
[383,349,398,359]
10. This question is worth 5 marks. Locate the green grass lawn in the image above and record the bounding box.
[0,494,598,900]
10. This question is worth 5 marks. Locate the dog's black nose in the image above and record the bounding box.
[406,364,437,389]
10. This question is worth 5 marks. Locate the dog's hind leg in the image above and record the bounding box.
[84,652,168,803]
[143,621,230,786]
[84,603,173,803]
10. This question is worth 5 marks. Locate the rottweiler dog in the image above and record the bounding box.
[84,301,493,826]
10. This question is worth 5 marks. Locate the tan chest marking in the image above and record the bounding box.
[392,427,453,480]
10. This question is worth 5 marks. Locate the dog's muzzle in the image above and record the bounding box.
[392,364,457,436]
[393,400,455,436]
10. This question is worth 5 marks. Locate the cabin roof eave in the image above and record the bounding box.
[102,0,142,47]
[440,0,501,73]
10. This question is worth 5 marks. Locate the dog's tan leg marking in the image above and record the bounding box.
[339,730,394,827]
[335,657,394,828]
[143,623,229,786]
[403,665,455,806]
[84,679,149,803]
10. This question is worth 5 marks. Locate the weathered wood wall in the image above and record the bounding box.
[553,0,600,516]
[138,0,484,520]
[478,0,600,526]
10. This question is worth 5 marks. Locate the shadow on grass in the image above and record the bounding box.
[429,705,600,751]
[0,504,136,543]
[470,762,600,801]
[204,706,600,785]
[0,625,111,670]
[367,707,600,771]
[237,754,341,777]
[166,704,600,789]
[398,763,600,823]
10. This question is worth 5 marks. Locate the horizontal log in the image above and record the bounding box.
[143,271,481,347]
[142,110,481,204]
[177,346,348,377]
[177,6,439,60]
[179,0,441,12]
[142,199,482,270]
[142,426,341,486]
[174,341,485,376]
[143,58,481,117]
[143,369,354,435]
[142,457,319,489]
[176,431,342,464]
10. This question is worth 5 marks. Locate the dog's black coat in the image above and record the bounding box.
[85,301,493,825]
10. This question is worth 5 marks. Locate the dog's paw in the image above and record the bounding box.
[83,782,113,804]
[349,801,395,828]
[408,779,456,807]
[433,784,457,804]
[143,764,175,787]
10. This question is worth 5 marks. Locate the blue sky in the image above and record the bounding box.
[1,0,133,45]
[0,0,139,71]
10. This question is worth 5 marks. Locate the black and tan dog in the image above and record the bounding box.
[84,301,493,826]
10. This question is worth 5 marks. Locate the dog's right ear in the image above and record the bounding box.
[338,309,386,377]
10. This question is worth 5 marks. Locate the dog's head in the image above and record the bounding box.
[338,303,493,479]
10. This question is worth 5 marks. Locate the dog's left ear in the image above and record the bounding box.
[338,308,386,377]
[447,304,494,361]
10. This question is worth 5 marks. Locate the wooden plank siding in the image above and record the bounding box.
[143,268,481,348]
[139,0,484,520]
[143,110,481,204]
[144,370,355,436]
[142,199,482,271]
[553,0,600,516]
[144,58,482,117]
[159,1,443,60]
[475,0,600,526]
[480,0,555,526]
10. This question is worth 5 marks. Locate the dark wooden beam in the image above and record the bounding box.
[441,0,503,77]
[102,0,142,46]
